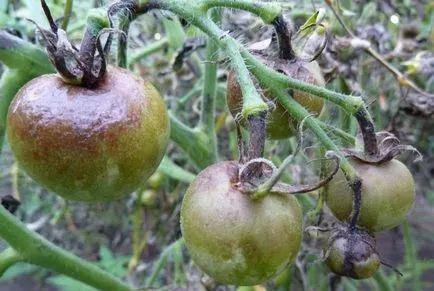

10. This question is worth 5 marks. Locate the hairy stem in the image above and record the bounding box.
[0,206,131,290]
[199,0,282,23]
[240,49,364,114]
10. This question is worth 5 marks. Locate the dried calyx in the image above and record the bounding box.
[307,223,380,279]
[35,0,113,88]
[343,131,422,164]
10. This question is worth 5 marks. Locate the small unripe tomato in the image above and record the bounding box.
[180,161,303,286]
[325,235,380,279]
[325,159,415,232]
[7,67,170,202]
[227,59,325,140]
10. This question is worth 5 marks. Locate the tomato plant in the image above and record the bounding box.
[0,0,431,290]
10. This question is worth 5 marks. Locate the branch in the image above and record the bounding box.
[198,9,221,160]
[0,205,131,290]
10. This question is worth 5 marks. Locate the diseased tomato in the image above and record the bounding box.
[325,232,380,279]
[227,55,325,140]
[325,158,415,232]
[180,161,303,286]
[7,67,170,202]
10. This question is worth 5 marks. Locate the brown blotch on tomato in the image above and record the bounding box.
[7,67,170,202]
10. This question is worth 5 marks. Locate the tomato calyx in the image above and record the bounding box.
[343,131,422,165]
[233,153,341,198]
[35,0,117,88]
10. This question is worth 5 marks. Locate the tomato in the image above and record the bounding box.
[325,233,380,279]
[325,158,415,232]
[180,161,303,286]
[226,59,325,140]
[7,67,170,202]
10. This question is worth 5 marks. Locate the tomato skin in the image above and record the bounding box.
[226,60,325,140]
[7,67,170,202]
[180,161,303,286]
[325,159,415,232]
[325,236,380,279]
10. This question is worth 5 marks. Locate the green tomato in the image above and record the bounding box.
[7,67,170,202]
[180,161,303,286]
[325,159,415,232]
[226,59,325,140]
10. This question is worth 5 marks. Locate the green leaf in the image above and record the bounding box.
[47,275,97,291]
[0,263,38,282]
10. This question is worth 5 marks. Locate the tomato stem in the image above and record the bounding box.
[60,0,74,30]
[0,205,132,290]
[348,178,362,231]
[272,15,296,61]
[247,113,267,160]
[354,110,379,156]
[198,8,221,163]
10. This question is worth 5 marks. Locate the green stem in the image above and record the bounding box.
[128,37,168,67]
[61,0,74,30]
[157,1,268,117]
[403,219,421,291]
[117,17,130,68]
[0,31,54,74]
[198,9,221,162]
[373,269,394,291]
[0,70,39,153]
[0,206,131,290]
[169,113,215,169]
[240,49,364,114]
[199,0,282,23]
[258,81,357,178]
[158,156,196,184]
[317,121,356,146]
[144,238,185,288]
[0,248,22,277]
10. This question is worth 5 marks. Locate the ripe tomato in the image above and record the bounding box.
[226,60,325,140]
[7,67,170,202]
[325,159,415,232]
[180,161,303,286]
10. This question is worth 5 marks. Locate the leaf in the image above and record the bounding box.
[0,263,38,282]
[47,275,97,291]
[292,10,327,59]
[99,245,114,262]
